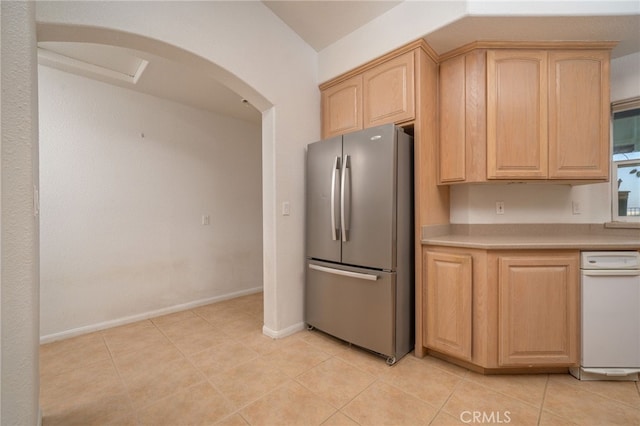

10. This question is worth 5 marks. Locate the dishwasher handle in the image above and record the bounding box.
[582,269,640,277]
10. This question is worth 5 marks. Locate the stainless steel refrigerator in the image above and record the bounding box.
[305,123,414,365]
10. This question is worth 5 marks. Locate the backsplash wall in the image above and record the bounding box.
[450,182,610,224]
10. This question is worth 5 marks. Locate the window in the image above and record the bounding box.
[612,98,640,223]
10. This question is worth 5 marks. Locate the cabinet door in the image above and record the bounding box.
[487,50,548,179]
[424,251,473,361]
[439,55,467,183]
[498,253,579,366]
[548,50,610,179]
[321,75,363,138]
[439,50,487,184]
[363,51,415,128]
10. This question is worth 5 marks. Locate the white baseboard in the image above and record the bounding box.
[40,286,263,344]
[262,321,305,339]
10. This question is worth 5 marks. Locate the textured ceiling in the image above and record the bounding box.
[263,0,402,51]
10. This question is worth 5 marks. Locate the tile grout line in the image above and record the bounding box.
[536,374,550,426]
[99,331,141,425]
[299,335,381,425]
[296,338,386,425]
[116,311,234,424]
[539,375,630,425]
[427,366,470,425]
[152,307,244,421]
[551,374,640,411]
[292,352,353,417]
[171,302,291,425]
[461,373,548,412]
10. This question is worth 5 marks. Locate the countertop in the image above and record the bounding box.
[422,223,640,250]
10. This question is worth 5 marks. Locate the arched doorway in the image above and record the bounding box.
[36,23,271,338]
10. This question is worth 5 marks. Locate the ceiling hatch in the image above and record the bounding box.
[38,42,148,84]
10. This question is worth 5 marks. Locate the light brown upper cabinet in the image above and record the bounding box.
[320,50,415,139]
[363,51,415,129]
[487,50,549,179]
[438,43,614,184]
[547,51,611,179]
[321,75,363,139]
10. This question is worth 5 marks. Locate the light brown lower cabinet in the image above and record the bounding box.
[422,246,580,371]
[497,254,579,367]
[424,251,472,361]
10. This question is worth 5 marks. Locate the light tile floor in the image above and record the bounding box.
[40,292,640,425]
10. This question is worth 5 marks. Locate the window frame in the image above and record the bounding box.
[610,97,640,225]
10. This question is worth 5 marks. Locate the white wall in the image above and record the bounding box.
[611,51,640,101]
[36,1,320,338]
[449,183,611,224]
[1,2,40,425]
[318,1,465,82]
[39,66,262,339]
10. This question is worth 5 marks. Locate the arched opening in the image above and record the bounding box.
[36,23,272,340]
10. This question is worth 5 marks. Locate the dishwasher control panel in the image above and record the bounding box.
[581,251,640,270]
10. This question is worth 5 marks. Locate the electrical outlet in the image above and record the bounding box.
[202,215,210,225]
[496,201,505,215]
[572,201,581,215]
[282,201,290,216]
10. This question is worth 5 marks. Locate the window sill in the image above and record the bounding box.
[605,221,640,230]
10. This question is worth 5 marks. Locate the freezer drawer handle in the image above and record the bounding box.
[308,264,378,281]
[330,156,340,241]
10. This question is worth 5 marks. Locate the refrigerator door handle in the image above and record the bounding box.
[330,156,340,241]
[308,264,378,281]
[341,155,350,242]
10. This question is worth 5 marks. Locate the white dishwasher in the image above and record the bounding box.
[570,251,640,381]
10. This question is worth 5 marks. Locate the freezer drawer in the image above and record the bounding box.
[305,260,396,359]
